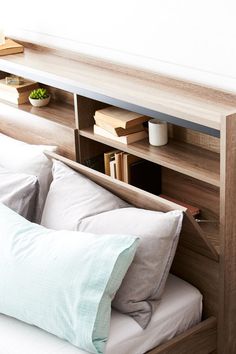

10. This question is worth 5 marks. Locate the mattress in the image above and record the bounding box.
[0,274,202,354]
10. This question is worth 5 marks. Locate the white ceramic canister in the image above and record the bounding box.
[148,119,168,146]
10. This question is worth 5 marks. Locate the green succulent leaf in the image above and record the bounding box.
[29,88,50,99]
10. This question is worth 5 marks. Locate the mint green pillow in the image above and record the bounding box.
[0,203,138,354]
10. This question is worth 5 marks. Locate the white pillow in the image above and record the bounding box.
[0,165,38,220]
[0,133,56,222]
[41,160,129,230]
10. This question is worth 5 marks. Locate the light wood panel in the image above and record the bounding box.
[77,135,111,166]
[172,246,219,318]
[75,95,108,130]
[180,213,218,260]
[161,168,220,220]
[170,125,220,153]
[0,100,76,160]
[75,95,108,163]
[44,86,74,106]
[200,222,220,255]
[219,114,236,353]
[147,317,216,354]
[80,127,220,186]
[1,43,236,130]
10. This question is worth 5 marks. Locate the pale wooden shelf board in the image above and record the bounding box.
[1,46,236,131]
[79,127,220,187]
[0,98,75,129]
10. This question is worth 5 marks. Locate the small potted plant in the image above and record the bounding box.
[29,88,51,107]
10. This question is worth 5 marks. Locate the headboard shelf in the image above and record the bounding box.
[1,42,236,135]
[79,126,220,187]
[0,96,76,129]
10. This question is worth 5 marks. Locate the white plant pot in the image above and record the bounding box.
[29,95,51,107]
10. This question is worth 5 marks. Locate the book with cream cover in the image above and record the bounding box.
[94,106,149,129]
[94,124,147,144]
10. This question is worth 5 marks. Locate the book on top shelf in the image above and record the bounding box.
[0,39,24,56]
[94,106,149,129]
[94,124,147,144]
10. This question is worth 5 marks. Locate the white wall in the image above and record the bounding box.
[2,0,236,93]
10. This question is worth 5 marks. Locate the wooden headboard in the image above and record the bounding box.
[44,150,219,321]
[2,41,236,352]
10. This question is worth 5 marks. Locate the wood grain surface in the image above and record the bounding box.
[1,43,236,130]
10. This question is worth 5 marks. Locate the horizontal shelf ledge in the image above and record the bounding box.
[1,45,236,132]
[0,99,76,129]
[80,127,220,187]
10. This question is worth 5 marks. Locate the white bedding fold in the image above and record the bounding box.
[0,274,202,354]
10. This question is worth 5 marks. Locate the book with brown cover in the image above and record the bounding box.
[94,106,148,129]
[104,149,119,175]
[94,124,147,144]
[122,153,141,183]
[114,151,124,181]
[94,118,144,137]
[159,194,200,216]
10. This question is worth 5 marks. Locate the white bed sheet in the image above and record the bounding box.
[0,274,202,354]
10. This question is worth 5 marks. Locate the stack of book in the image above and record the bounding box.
[0,77,38,104]
[94,106,149,144]
[104,150,161,195]
[104,150,200,216]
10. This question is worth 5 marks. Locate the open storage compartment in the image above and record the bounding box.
[0,71,78,160]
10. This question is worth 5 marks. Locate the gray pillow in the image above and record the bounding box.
[79,207,183,328]
[0,165,38,220]
[41,160,129,230]
[40,160,183,328]
[0,133,56,223]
